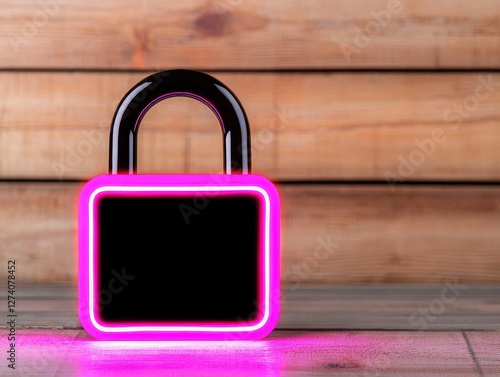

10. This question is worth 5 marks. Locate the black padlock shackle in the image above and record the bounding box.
[109,69,251,175]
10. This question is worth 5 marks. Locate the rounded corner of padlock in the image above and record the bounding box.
[78,175,109,201]
[77,287,128,341]
[255,308,281,341]
[78,309,102,340]
[253,174,280,199]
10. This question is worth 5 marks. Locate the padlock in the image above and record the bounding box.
[78,69,280,340]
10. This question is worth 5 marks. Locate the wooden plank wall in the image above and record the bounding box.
[1,0,500,284]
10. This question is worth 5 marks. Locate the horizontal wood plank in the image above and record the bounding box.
[283,184,500,284]
[1,182,500,284]
[1,72,500,181]
[0,328,490,376]
[0,285,498,375]
[1,0,500,69]
[2,284,498,331]
[281,286,500,331]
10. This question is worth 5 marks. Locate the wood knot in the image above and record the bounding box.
[194,10,230,37]
[193,4,268,37]
[130,26,153,68]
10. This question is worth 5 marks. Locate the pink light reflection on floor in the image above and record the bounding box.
[78,339,279,377]
[8,329,399,376]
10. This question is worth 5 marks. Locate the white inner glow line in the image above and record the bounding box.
[88,185,271,333]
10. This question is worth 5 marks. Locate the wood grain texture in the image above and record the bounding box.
[1,284,498,331]
[1,182,500,284]
[0,327,494,376]
[282,184,500,284]
[1,285,497,375]
[466,332,500,376]
[1,0,500,69]
[1,72,500,180]
[0,183,78,284]
[0,283,497,374]
[281,286,500,331]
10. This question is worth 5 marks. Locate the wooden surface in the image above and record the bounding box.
[2,182,500,285]
[1,0,500,69]
[0,285,499,376]
[1,1,500,287]
[0,329,497,376]
[1,284,499,330]
[1,72,500,180]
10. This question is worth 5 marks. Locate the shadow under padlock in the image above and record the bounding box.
[78,69,280,340]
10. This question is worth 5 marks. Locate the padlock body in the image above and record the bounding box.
[78,174,280,340]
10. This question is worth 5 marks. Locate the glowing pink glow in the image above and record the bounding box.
[9,330,406,376]
[78,174,280,340]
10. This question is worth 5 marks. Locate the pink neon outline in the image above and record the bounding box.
[78,174,280,340]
